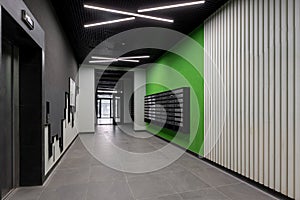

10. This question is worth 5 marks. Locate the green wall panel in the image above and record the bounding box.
[146,25,205,155]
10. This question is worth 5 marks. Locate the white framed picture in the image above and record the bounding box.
[69,78,76,107]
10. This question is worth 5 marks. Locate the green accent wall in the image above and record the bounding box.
[146,25,205,156]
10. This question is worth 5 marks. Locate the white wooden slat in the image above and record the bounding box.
[216,11,220,165]
[209,19,213,160]
[212,13,216,162]
[220,10,224,167]
[274,0,282,192]
[212,14,216,162]
[222,9,226,167]
[263,0,270,187]
[249,0,254,180]
[213,14,217,163]
[240,0,245,176]
[268,0,276,189]
[208,18,212,160]
[221,4,225,167]
[226,4,230,169]
[237,0,242,174]
[258,0,265,184]
[208,19,212,160]
[294,0,300,199]
[233,0,238,172]
[230,2,234,169]
[206,19,209,159]
[287,0,295,198]
[245,0,250,179]
[280,0,288,195]
[253,0,259,182]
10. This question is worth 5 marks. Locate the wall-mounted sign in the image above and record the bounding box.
[21,10,34,30]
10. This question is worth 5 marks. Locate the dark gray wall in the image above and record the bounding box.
[23,0,78,135]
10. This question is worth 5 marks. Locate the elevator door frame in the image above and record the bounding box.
[0,3,46,199]
[0,39,20,199]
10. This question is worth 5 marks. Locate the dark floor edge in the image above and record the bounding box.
[43,134,79,182]
[201,158,293,200]
[146,131,293,200]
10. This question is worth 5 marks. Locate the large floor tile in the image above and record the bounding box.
[217,183,277,200]
[89,165,126,182]
[8,187,43,200]
[191,167,240,187]
[57,156,91,169]
[39,183,87,200]
[163,171,210,193]
[46,168,90,190]
[86,180,133,200]
[138,194,183,200]
[127,174,176,199]
[175,155,211,170]
[125,163,187,179]
[179,188,230,200]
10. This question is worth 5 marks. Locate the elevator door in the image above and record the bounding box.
[0,40,18,198]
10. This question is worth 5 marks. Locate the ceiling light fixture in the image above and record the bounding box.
[84,4,174,23]
[138,1,205,13]
[91,55,150,60]
[89,59,116,63]
[89,59,140,63]
[117,59,140,63]
[91,56,115,60]
[84,17,135,28]
[98,90,118,93]
[119,55,150,59]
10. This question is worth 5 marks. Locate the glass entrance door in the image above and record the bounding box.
[100,99,111,118]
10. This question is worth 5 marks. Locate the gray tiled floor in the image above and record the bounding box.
[8,125,278,200]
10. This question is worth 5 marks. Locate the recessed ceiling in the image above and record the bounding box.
[50,0,229,67]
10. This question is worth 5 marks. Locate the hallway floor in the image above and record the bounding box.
[8,125,278,200]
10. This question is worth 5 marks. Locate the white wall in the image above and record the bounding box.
[123,78,133,124]
[77,67,95,133]
[44,91,78,175]
[204,0,300,199]
[133,69,146,131]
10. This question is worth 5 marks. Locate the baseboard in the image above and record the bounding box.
[43,134,79,182]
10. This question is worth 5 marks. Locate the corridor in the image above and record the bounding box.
[8,126,277,200]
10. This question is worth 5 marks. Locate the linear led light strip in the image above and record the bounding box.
[89,59,139,63]
[84,17,135,28]
[138,1,205,13]
[92,56,150,60]
[84,4,174,23]
[89,55,150,63]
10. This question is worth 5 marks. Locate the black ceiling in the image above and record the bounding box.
[50,0,228,67]
[95,69,133,91]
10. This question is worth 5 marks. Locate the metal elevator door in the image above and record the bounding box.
[0,40,19,198]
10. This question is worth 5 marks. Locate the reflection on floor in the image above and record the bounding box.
[8,125,278,200]
[97,118,113,125]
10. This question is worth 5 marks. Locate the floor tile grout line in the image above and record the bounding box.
[125,175,139,200]
[136,192,183,200]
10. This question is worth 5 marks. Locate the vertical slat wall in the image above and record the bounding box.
[203,0,299,199]
[295,0,300,198]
